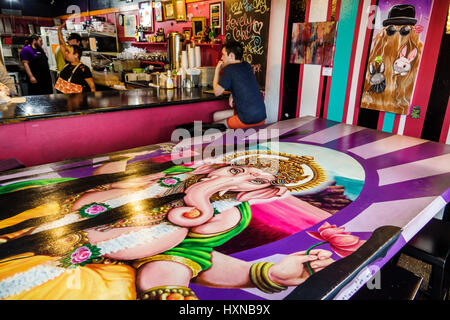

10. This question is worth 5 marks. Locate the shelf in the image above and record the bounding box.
[131,42,222,47]
[132,42,167,46]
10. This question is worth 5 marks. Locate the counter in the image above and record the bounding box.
[0,87,227,123]
[0,88,229,166]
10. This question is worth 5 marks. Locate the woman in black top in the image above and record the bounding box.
[57,22,96,93]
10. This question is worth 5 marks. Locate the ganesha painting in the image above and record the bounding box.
[0,142,368,300]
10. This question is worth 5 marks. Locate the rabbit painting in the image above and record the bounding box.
[393,46,418,76]
[368,62,386,93]
[361,4,426,115]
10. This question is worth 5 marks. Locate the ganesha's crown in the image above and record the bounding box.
[221,150,327,192]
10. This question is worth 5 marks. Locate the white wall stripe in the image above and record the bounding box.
[345,0,371,124]
[299,65,323,117]
[265,0,288,124]
[397,115,407,135]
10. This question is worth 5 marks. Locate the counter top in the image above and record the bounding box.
[0,87,227,124]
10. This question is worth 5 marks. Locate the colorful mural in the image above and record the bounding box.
[0,139,366,300]
[0,116,448,300]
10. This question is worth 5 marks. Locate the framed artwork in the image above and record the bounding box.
[290,22,337,66]
[209,2,222,34]
[163,1,175,20]
[173,0,187,22]
[139,1,154,32]
[154,1,163,22]
[192,16,206,39]
[124,15,137,38]
[183,27,192,41]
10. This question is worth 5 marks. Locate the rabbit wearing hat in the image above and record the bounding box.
[362,4,423,115]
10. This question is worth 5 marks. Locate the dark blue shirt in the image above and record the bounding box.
[218,62,266,124]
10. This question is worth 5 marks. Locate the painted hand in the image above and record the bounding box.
[268,249,334,287]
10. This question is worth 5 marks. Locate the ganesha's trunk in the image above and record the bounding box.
[167,177,233,227]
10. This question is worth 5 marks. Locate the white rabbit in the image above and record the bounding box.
[393,46,417,76]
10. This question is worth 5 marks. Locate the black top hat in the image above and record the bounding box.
[383,4,417,26]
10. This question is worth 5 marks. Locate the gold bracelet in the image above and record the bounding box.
[249,262,288,294]
[141,286,198,300]
[133,254,202,278]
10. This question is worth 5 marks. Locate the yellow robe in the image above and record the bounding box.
[0,202,137,300]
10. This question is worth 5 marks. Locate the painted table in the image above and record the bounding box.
[0,116,448,300]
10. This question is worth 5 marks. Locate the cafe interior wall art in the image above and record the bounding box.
[290,21,337,66]
[361,0,433,115]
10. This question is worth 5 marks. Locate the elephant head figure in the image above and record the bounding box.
[167,151,326,228]
[167,164,288,227]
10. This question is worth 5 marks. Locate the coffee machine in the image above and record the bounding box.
[167,32,183,71]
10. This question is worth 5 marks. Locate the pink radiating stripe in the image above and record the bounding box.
[439,96,450,144]
[278,0,291,121]
[403,0,448,138]
[377,112,385,131]
[250,194,331,234]
[347,134,426,159]
[377,153,450,186]
[343,196,437,233]
[298,122,365,144]
[392,114,401,134]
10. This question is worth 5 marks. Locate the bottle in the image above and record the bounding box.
[166,70,174,89]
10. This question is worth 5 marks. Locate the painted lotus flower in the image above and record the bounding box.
[78,202,110,218]
[306,222,365,257]
[71,246,93,264]
[158,177,181,188]
[60,244,101,268]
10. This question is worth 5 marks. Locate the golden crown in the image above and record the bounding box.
[220,150,327,192]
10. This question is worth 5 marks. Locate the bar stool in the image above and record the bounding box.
[397,203,450,300]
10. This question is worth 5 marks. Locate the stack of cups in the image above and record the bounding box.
[194,46,201,67]
[188,47,195,69]
[181,50,188,70]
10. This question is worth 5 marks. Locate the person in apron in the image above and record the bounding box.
[20,34,53,95]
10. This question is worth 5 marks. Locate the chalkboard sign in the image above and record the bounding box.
[225,0,271,89]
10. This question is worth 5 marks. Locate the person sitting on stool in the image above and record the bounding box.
[212,41,266,129]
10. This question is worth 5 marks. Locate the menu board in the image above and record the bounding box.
[225,0,271,89]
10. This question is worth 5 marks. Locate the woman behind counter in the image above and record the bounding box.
[55,22,96,93]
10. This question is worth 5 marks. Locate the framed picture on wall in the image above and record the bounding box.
[173,0,187,22]
[139,1,154,32]
[192,16,206,40]
[154,1,163,22]
[209,2,222,35]
[183,27,192,41]
[163,1,175,20]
